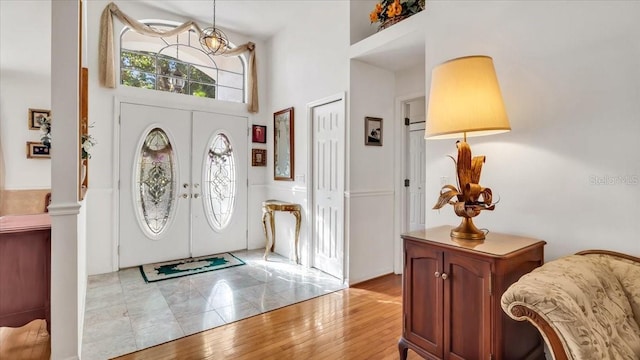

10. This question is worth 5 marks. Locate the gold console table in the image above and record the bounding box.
[262,200,301,264]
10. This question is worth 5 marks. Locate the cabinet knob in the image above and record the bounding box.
[181,193,188,199]
[193,193,200,199]
[434,272,441,278]
[441,273,448,280]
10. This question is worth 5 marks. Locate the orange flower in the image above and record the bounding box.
[386,5,394,17]
[370,10,379,23]
[375,3,383,13]
[387,0,402,17]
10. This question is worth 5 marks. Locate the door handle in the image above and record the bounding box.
[434,272,441,278]
[441,273,448,280]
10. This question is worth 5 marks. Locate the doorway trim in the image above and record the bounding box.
[393,92,425,274]
[305,92,347,282]
[111,93,252,271]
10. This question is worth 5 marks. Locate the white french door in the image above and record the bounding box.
[191,111,247,257]
[119,103,247,268]
[311,98,345,279]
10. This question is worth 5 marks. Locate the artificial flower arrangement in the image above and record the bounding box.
[38,115,97,160]
[38,115,52,149]
[82,127,97,160]
[369,0,425,29]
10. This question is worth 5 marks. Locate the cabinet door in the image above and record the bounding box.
[404,240,443,358]
[443,252,492,360]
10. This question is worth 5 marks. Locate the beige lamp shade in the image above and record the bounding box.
[425,55,511,140]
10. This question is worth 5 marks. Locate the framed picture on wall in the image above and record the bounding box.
[252,149,267,166]
[26,141,50,159]
[274,107,294,180]
[252,125,267,143]
[28,108,51,130]
[365,116,383,146]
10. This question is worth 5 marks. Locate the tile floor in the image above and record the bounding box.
[81,249,345,360]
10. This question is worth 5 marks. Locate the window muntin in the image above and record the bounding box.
[120,23,246,103]
[203,132,236,231]
[135,127,177,238]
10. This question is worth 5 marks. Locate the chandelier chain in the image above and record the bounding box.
[199,0,229,55]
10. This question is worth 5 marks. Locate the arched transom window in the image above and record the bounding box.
[120,22,246,103]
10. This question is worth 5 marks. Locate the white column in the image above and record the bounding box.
[50,0,81,359]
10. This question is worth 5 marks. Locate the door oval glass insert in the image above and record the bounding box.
[135,127,176,237]
[203,132,236,231]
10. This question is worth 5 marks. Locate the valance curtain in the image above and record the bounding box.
[99,2,259,113]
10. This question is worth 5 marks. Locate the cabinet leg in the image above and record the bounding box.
[398,337,409,360]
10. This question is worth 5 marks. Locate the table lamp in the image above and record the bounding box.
[425,55,511,241]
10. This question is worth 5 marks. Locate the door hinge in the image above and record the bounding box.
[404,117,410,126]
[119,115,121,124]
[404,179,410,187]
[118,180,120,190]
[117,245,120,255]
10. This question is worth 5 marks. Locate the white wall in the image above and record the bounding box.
[350,0,377,45]
[395,63,425,98]
[423,1,640,260]
[84,1,269,274]
[348,60,396,283]
[390,63,426,275]
[0,0,51,190]
[265,2,349,265]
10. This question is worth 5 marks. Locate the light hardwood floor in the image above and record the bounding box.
[115,274,421,360]
[0,319,50,360]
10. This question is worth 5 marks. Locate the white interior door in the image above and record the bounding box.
[119,103,191,267]
[408,122,426,231]
[312,99,345,279]
[190,111,248,257]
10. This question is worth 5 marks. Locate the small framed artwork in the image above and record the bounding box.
[252,125,267,143]
[365,116,383,146]
[252,149,267,166]
[26,141,51,159]
[28,108,51,130]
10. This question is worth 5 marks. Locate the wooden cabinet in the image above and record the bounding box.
[0,214,51,330]
[399,226,546,360]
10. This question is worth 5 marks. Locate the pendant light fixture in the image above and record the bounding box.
[200,0,229,55]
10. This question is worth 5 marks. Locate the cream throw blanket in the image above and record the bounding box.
[99,2,258,113]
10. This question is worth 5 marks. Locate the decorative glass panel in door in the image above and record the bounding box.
[203,132,236,231]
[135,128,176,237]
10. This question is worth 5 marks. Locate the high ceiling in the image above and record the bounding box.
[133,0,322,40]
